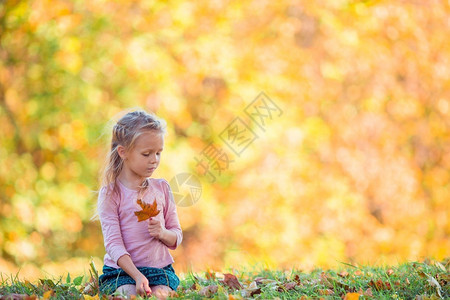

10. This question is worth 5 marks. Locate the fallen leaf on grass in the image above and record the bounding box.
[293,274,302,283]
[241,281,262,297]
[344,292,361,300]
[435,261,447,273]
[386,268,394,276]
[277,281,298,292]
[39,279,56,290]
[369,279,391,291]
[223,273,243,291]
[134,199,160,222]
[318,289,334,295]
[254,277,277,285]
[436,273,450,286]
[199,285,218,297]
[42,290,53,299]
[417,270,443,298]
[425,273,443,298]
[320,272,348,289]
[188,282,200,291]
[338,271,349,278]
[357,287,373,297]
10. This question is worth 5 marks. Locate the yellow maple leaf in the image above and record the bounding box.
[134,199,160,222]
[43,290,54,299]
[344,292,361,300]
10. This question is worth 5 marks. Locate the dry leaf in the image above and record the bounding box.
[344,292,361,300]
[387,268,394,276]
[188,283,200,291]
[254,277,277,285]
[320,272,348,289]
[357,287,373,297]
[42,290,53,299]
[199,285,218,297]
[338,271,349,278]
[369,279,391,291]
[425,273,443,298]
[277,281,298,292]
[319,289,334,295]
[134,199,160,222]
[243,281,262,297]
[223,273,243,290]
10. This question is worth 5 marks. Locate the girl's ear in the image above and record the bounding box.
[117,145,127,160]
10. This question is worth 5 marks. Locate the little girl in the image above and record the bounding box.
[97,110,182,299]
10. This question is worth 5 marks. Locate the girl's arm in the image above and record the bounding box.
[117,255,151,296]
[147,219,177,247]
[147,180,182,248]
[98,188,131,263]
[159,225,177,247]
[162,180,183,249]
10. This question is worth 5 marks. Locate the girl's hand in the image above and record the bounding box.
[148,218,177,247]
[135,275,152,297]
[148,218,166,240]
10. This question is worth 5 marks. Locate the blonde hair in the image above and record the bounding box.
[101,110,166,197]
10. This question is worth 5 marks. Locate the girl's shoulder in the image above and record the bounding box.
[98,181,126,204]
[98,183,114,197]
[147,177,170,190]
[146,178,172,204]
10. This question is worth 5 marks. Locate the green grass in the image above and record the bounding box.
[0,258,448,299]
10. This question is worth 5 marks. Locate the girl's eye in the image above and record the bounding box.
[142,153,150,157]
[156,152,161,156]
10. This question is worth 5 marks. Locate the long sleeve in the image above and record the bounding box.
[161,179,183,250]
[98,187,130,264]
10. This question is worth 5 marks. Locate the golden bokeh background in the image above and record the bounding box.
[0,0,449,280]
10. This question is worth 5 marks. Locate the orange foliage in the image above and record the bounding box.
[134,199,160,222]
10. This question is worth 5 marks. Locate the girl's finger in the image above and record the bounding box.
[144,283,152,295]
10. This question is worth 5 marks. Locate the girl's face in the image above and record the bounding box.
[122,130,164,179]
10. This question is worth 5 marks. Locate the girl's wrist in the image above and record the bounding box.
[159,228,169,241]
[134,273,146,281]
[159,228,177,247]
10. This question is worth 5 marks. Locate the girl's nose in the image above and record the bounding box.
[150,153,158,163]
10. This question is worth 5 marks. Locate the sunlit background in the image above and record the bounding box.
[1,0,449,281]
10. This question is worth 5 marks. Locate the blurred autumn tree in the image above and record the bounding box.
[0,0,449,278]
